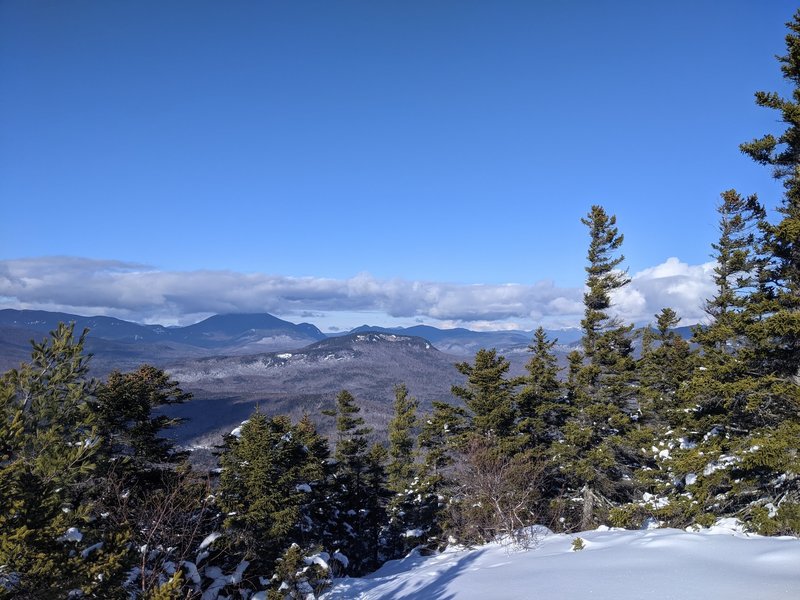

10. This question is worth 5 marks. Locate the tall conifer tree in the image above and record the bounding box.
[695,10,800,531]
[557,205,638,529]
[386,384,418,494]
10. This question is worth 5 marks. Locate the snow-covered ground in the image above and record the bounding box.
[324,522,800,599]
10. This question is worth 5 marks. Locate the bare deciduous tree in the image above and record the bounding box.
[446,437,548,548]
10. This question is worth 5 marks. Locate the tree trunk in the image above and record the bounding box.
[581,484,595,530]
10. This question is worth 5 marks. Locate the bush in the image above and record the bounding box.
[446,437,547,548]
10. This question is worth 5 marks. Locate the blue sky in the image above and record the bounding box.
[0,1,795,330]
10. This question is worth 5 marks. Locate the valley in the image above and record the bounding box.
[0,309,579,449]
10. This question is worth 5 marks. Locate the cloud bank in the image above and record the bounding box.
[0,256,714,329]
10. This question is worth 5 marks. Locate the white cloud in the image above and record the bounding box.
[611,257,716,326]
[0,256,716,329]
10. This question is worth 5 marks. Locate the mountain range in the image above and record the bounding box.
[0,308,583,374]
[0,309,692,453]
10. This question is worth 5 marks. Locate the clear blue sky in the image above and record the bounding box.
[0,1,796,329]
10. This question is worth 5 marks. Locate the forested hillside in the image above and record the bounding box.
[3,10,800,600]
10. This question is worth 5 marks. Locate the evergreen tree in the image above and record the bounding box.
[385,385,441,557]
[514,328,571,526]
[517,327,566,451]
[95,365,191,472]
[267,543,330,600]
[293,413,334,550]
[741,10,800,322]
[0,324,128,598]
[216,411,331,592]
[661,10,800,531]
[386,384,418,494]
[419,400,470,474]
[637,308,693,424]
[643,183,800,533]
[415,400,471,548]
[325,390,387,575]
[451,349,519,447]
[681,191,765,435]
[641,191,770,529]
[738,9,800,435]
[362,443,390,571]
[612,308,694,529]
[556,206,638,529]
[91,366,211,598]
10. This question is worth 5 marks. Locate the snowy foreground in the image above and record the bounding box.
[323,522,800,600]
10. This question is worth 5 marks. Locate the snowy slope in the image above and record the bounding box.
[324,523,800,600]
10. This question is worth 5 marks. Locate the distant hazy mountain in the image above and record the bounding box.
[166,312,325,351]
[0,308,172,342]
[345,323,583,355]
[0,309,326,372]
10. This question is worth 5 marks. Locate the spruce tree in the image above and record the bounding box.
[517,327,566,451]
[419,400,470,473]
[0,324,129,598]
[451,349,519,447]
[614,308,694,529]
[556,206,638,529]
[646,191,773,529]
[361,443,390,571]
[514,328,570,525]
[741,11,800,318]
[293,413,333,550]
[385,385,440,557]
[679,10,800,531]
[216,411,331,593]
[416,400,470,548]
[386,384,418,494]
[739,9,800,418]
[325,390,387,575]
[95,365,191,472]
[637,308,693,425]
[385,384,418,555]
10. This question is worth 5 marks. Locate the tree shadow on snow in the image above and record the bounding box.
[374,548,487,600]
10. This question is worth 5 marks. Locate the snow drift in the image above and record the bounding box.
[324,523,800,599]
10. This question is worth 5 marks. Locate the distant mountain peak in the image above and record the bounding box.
[304,331,435,353]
